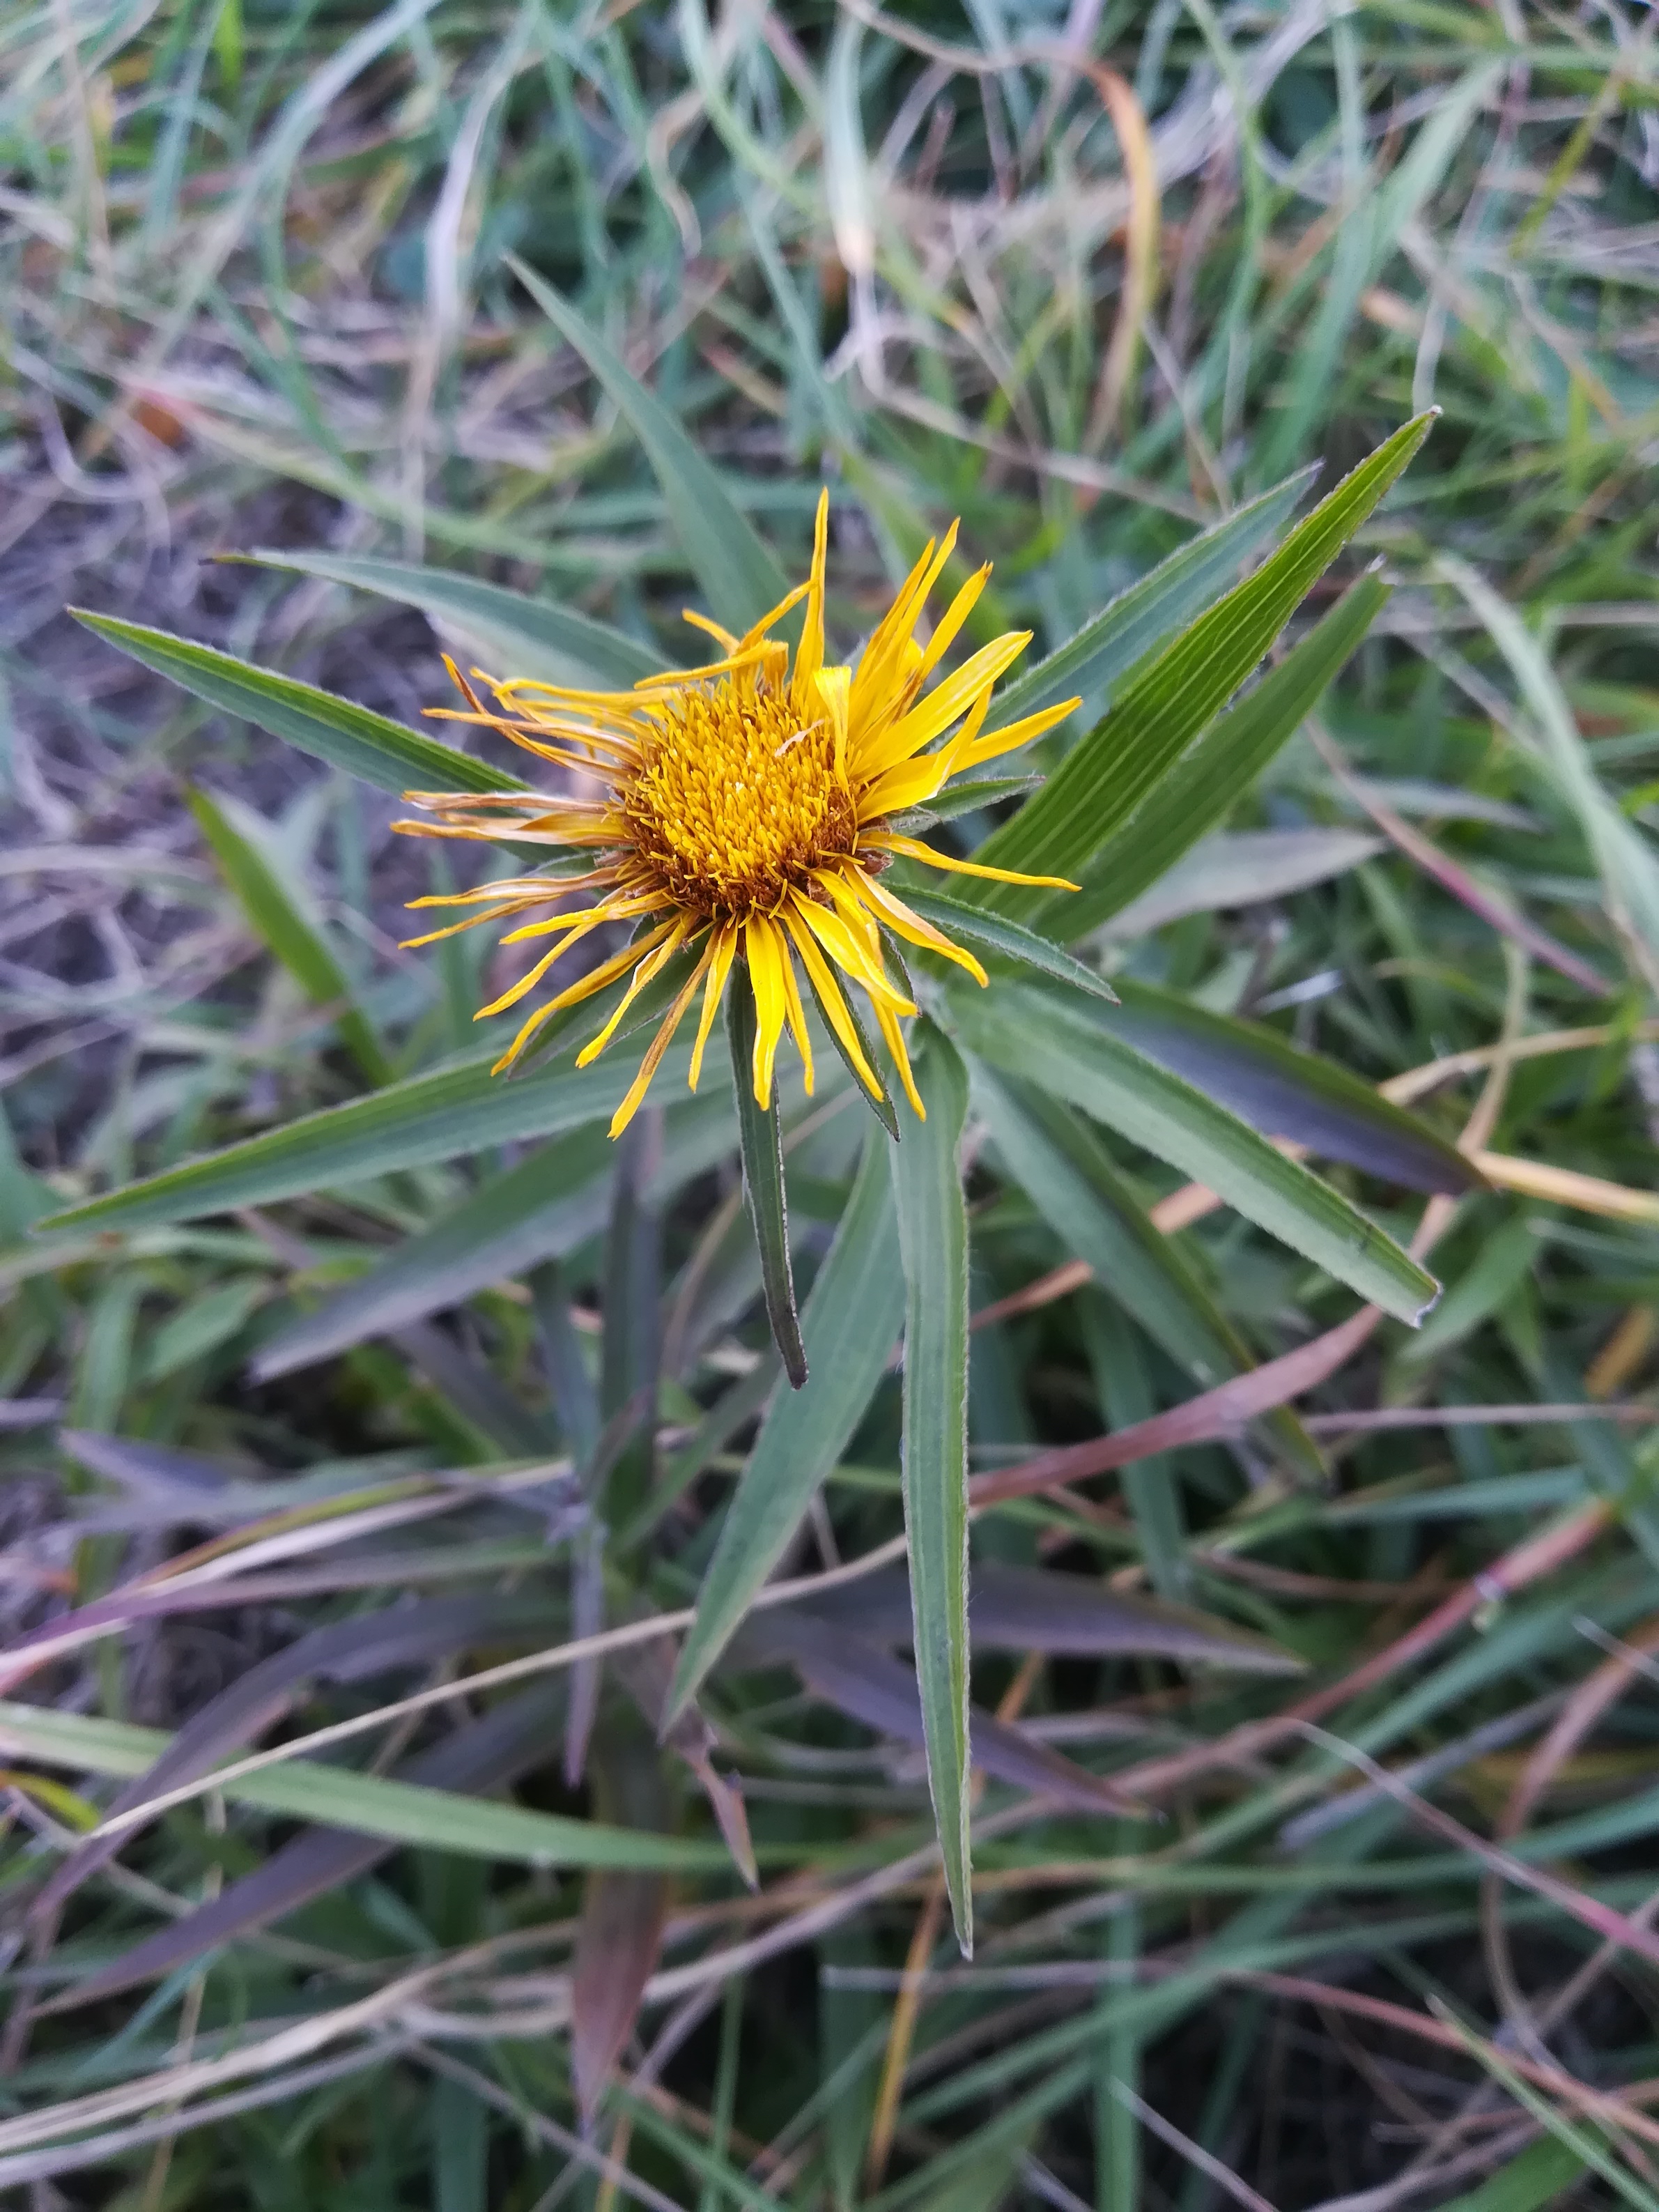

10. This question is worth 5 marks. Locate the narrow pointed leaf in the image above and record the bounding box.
[1101,827,1384,937]
[727,969,807,1388]
[737,1613,1135,1814]
[893,1021,974,1950]
[947,981,1439,1324]
[793,1562,1304,1671]
[1104,981,1483,1195]
[970,414,1435,911]
[39,1034,702,1237]
[989,464,1319,727]
[507,256,789,636]
[254,1084,734,1378]
[666,1130,903,1721]
[970,1064,1325,1484]
[1070,571,1393,935]
[188,787,389,1085]
[70,611,525,799]
[901,888,1118,1003]
[233,549,663,689]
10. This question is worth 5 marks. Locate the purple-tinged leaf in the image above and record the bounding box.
[791,1563,1303,1673]
[736,1611,1139,1814]
[1103,981,1481,1197]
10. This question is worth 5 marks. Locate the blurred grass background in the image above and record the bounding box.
[3,0,1659,2205]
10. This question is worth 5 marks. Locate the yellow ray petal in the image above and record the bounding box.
[576,918,695,1068]
[688,922,739,1091]
[861,831,1079,891]
[681,608,740,652]
[849,866,989,985]
[489,921,677,1074]
[814,665,852,785]
[783,896,883,1100]
[956,696,1081,772]
[501,890,662,945]
[854,748,962,824]
[777,919,814,1096]
[734,578,811,655]
[915,563,991,686]
[609,939,717,1139]
[850,523,961,725]
[872,994,925,1119]
[633,638,773,691]
[399,900,524,951]
[404,868,617,912]
[477,909,621,1017]
[744,912,792,1110]
[852,629,1032,781]
[800,874,916,1009]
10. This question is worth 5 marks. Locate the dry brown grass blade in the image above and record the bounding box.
[1081,66,1160,453]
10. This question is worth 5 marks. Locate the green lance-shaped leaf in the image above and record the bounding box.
[989,462,1318,729]
[970,1064,1324,1485]
[946,980,1439,1325]
[254,1085,735,1379]
[666,1130,904,1722]
[187,786,389,1086]
[969,413,1435,914]
[897,888,1118,1004]
[38,1029,700,1238]
[893,1020,975,1952]
[70,611,525,799]
[231,548,664,691]
[0,1698,732,1873]
[727,967,808,1388]
[1102,981,1482,1197]
[507,254,789,638]
[1067,570,1392,937]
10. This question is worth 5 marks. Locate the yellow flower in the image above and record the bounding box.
[392,493,1079,1137]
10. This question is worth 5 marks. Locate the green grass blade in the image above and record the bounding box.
[946,981,1440,1323]
[507,254,789,636]
[1066,571,1392,935]
[727,968,808,1388]
[0,1698,730,1872]
[969,413,1435,912]
[893,1021,973,1951]
[1442,553,1659,999]
[232,549,664,689]
[665,1130,903,1722]
[70,611,526,799]
[187,786,390,1086]
[989,465,1319,727]
[1432,2138,1588,2212]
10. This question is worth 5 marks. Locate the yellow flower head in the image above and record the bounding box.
[392,493,1079,1137]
